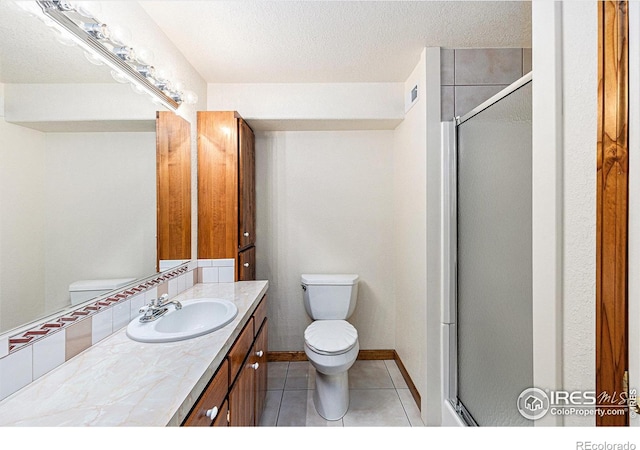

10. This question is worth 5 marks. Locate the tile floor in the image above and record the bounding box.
[259,359,424,427]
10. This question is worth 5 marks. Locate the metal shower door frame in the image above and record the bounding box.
[442,73,533,427]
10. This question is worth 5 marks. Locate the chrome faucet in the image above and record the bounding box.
[139,294,182,323]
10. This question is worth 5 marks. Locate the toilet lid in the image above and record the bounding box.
[304,320,358,355]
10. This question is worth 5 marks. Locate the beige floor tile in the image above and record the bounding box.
[397,388,423,426]
[267,361,288,390]
[284,361,315,390]
[384,360,408,389]
[259,390,283,426]
[343,389,410,426]
[277,390,343,427]
[348,360,394,389]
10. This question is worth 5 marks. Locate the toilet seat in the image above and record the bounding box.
[304,320,358,356]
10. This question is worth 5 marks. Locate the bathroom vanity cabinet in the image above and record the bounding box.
[197,111,256,281]
[183,295,268,427]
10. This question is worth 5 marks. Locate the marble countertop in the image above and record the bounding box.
[0,281,269,426]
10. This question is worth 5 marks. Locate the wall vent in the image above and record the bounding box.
[405,84,419,113]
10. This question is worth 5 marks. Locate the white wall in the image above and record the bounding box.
[0,107,46,332]
[255,130,395,351]
[560,1,597,427]
[43,132,156,314]
[532,1,597,427]
[392,48,429,420]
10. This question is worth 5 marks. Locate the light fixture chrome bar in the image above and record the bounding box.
[36,1,180,111]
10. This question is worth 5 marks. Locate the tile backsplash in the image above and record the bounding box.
[0,258,235,402]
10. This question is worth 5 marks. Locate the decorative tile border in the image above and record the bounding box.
[0,258,233,402]
[7,265,190,353]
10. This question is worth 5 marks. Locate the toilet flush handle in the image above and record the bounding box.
[301,285,307,291]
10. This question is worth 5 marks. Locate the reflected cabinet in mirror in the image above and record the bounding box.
[0,3,191,335]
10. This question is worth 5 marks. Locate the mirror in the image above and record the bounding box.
[0,3,189,334]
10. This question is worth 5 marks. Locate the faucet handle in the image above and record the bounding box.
[150,293,168,307]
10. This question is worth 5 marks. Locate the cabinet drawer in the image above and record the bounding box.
[253,295,267,336]
[228,318,254,383]
[183,359,229,427]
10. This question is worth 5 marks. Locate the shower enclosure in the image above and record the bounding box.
[444,73,533,426]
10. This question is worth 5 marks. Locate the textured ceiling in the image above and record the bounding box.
[0,2,114,84]
[140,0,532,83]
[0,1,531,86]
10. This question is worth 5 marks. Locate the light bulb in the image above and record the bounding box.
[154,67,174,83]
[173,79,186,93]
[109,24,131,46]
[183,91,199,105]
[135,47,155,66]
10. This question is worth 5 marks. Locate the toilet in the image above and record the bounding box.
[69,278,136,306]
[301,273,359,420]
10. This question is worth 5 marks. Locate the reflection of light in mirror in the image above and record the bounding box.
[75,1,102,19]
[110,69,129,84]
[84,51,103,66]
[54,29,77,47]
[130,82,147,96]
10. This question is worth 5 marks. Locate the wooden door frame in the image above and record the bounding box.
[597,0,629,427]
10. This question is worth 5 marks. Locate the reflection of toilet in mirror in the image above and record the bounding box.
[69,278,136,305]
[301,273,359,420]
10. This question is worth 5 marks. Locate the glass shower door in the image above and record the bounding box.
[454,76,533,426]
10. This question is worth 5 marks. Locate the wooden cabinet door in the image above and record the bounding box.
[254,321,268,426]
[229,350,256,426]
[238,246,256,281]
[212,400,228,427]
[156,111,191,271]
[183,360,228,427]
[238,118,255,250]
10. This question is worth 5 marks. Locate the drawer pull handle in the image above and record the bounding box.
[251,362,259,370]
[205,406,219,421]
[255,350,264,357]
[244,232,250,237]
[243,262,250,267]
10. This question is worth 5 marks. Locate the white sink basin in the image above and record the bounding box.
[126,298,238,343]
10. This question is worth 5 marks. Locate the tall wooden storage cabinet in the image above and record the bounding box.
[197,111,256,280]
[156,111,191,272]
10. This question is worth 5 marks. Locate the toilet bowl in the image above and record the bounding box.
[304,319,359,420]
[301,274,359,421]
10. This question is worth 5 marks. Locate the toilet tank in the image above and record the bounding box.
[69,278,136,306]
[301,274,359,320]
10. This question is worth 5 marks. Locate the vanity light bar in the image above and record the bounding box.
[36,0,182,111]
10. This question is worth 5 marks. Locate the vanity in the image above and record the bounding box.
[0,281,268,427]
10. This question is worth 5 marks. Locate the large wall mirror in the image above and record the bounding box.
[0,3,191,335]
